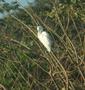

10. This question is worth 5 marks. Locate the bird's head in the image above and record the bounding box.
[37,26,43,33]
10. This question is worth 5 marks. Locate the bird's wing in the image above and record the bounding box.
[41,31,52,45]
[38,31,52,52]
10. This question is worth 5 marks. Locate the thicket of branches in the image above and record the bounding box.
[0,0,85,90]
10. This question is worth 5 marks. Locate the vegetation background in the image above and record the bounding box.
[0,0,85,90]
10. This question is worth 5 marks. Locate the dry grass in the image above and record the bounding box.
[0,0,85,90]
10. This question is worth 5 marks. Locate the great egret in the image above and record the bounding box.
[37,26,52,52]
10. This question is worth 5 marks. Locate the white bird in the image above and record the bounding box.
[37,26,52,52]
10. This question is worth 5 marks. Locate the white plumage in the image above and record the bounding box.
[37,26,52,52]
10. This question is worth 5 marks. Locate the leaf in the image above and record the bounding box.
[71,0,77,4]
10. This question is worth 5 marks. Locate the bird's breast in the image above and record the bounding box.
[38,32,51,46]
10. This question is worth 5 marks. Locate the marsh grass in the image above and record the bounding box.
[0,0,85,90]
